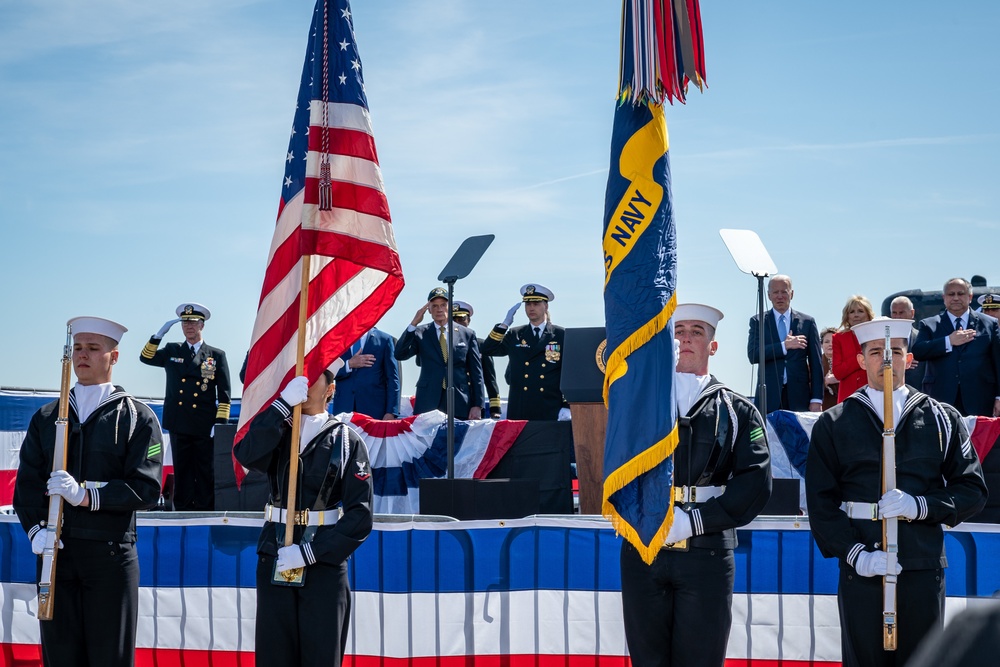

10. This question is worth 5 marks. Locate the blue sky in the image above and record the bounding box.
[2,0,999,400]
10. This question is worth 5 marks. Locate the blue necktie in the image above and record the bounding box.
[777,315,788,383]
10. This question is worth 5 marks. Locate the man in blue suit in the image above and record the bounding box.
[332,326,400,419]
[395,287,484,420]
[912,277,1000,417]
[747,275,824,415]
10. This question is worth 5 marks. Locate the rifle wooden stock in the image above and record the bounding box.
[881,325,898,651]
[38,326,73,621]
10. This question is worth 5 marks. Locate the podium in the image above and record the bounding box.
[561,327,608,515]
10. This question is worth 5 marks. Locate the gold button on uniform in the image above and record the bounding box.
[524,362,529,366]
[179,389,184,394]
[194,393,199,397]
[540,375,545,379]
[182,378,186,383]
[524,374,529,379]
[523,387,528,391]
[178,402,183,406]
[539,388,544,392]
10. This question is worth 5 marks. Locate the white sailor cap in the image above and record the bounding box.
[452,300,473,318]
[67,316,128,343]
[176,302,211,321]
[674,303,724,330]
[521,283,554,302]
[852,317,913,345]
[328,357,345,376]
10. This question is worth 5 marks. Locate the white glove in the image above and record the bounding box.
[30,528,62,555]
[155,318,182,339]
[280,376,309,407]
[502,303,521,328]
[275,545,307,573]
[47,470,87,506]
[557,407,572,421]
[854,550,902,578]
[664,506,693,544]
[879,489,918,521]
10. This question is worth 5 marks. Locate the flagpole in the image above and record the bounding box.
[283,255,311,569]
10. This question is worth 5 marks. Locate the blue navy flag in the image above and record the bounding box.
[602,0,706,565]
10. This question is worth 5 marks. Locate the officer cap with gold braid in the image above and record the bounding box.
[176,302,211,321]
[520,283,554,302]
[978,294,1000,311]
[452,300,473,318]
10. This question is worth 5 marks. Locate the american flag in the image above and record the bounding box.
[235,0,404,454]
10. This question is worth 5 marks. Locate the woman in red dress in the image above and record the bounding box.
[832,295,875,403]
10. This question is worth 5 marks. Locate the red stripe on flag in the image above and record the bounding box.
[308,126,379,162]
[0,469,15,507]
[971,416,1000,463]
[350,412,416,438]
[302,229,402,276]
[473,421,527,478]
[303,178,390,219]
[0,646,842,667]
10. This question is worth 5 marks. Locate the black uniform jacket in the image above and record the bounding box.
[481,322,568,421]
[234,399,374,565]
[140,338,231,435]
[676,378,772,549]
[14,387,164,543]
[394,322,484,417]
[480,340,502,416]
[806,388,988,571]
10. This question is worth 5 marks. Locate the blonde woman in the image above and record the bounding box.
[832,295,875,402]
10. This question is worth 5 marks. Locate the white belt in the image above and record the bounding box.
[264,503,339,527]
[673,485,725,504]
[841,501,881,520]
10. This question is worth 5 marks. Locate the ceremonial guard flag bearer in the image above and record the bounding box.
[619,304,771,667]
[14,316,164,667]
[234,367,373,667]
[806,317,987,667]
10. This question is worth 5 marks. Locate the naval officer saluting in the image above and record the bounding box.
[139,302,231,510]
[481,283,570,421]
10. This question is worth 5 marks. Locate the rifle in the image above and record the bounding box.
[37,323,73,621]
[881,323,899,650]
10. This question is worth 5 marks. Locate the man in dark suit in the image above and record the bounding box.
[332,326,400,419]
[912,277,1000,417]
[452,301,502,419]
[140,302,231,510]
[746,274,823,415]
[890,295,925,389]
[395,287,484,419]
[481,283,570,421]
